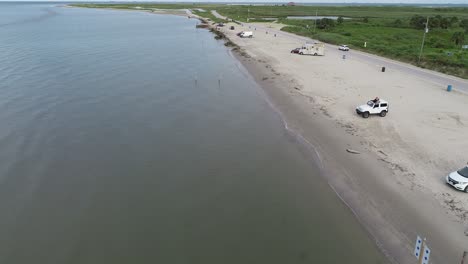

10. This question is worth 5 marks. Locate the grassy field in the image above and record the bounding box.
[72,3,468,79]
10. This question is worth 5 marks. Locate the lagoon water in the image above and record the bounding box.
[0,3,387,264]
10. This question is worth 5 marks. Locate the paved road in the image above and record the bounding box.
[211,10,226,20]
[212,10,468,94]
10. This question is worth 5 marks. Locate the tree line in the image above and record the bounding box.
[409,15,468,33]
[408,15,467,47]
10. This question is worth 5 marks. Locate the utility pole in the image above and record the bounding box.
[418,16,429,64]
[313,10,318,33]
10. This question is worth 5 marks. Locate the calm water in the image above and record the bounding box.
[0,3,387,264]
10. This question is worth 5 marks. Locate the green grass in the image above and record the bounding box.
[71,3,468,79]
[215,5,468,21]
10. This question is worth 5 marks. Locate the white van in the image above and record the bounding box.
[240,31,253,38]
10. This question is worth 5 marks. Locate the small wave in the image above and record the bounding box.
[228,50,325,171]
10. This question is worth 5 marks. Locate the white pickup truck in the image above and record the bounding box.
[356,99,389,118]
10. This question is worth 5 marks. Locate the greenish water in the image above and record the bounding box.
[0,3,387,263]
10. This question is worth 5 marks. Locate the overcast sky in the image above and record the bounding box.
[4,0,468,3]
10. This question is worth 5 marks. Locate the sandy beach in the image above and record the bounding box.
[204,19,468,263]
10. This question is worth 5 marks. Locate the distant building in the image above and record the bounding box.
[287,2,296,6]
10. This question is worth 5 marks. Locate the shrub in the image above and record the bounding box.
[337,16,344,25]
[460,19,468,33]
[429,15,441,28]
[317,18,335,30]
[393,19,403,28]
[451,31,465,46]
[410,15,426,29]
[440,17,450,29]
[433,40,451,49]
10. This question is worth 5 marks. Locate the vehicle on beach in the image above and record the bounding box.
[355,98,388,118]
[339,45,350,51]
[239,31,253,38]
[230,26,235,30]
[290,48,300,54]
[446,166,468,192]
[298,42,325,56]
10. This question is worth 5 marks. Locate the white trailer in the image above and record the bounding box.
[298,42,325,56]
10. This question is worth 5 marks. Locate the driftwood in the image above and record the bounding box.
[346,148,361,154]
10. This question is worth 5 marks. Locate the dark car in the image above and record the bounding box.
[230,26,235,30]
[291,48,300,54]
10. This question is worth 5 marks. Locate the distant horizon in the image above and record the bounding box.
[1,0,468,4]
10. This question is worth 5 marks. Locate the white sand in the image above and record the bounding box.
[216,21,468,263]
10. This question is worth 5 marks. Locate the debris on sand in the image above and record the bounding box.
[346,148,361,154]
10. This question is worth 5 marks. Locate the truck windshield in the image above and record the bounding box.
[458,167,468,178]
[367,101,374,107]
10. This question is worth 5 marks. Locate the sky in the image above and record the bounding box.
[2,0,468,3]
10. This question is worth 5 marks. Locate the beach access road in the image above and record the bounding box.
[211,10,227,20]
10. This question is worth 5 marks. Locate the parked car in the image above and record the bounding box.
[230,26,235,30]
[355,97,388,118]
[339,45,350,51]
[446,166,468,192]
[291,48,300,54]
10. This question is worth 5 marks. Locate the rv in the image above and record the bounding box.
[298,42,325,56]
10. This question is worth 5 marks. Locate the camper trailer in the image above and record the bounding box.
[298,42,325,56]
